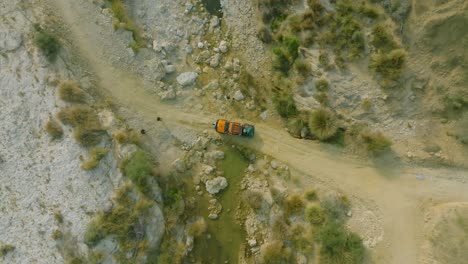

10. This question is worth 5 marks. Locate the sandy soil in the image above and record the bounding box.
[45,0,468,263]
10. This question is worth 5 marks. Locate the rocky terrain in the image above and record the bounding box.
[1,0,468,263]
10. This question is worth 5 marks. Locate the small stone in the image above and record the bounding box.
[160,89,176,100]
[164,65,176,74]
[204,165,214,174]
[247,164,255,172]
[195,185,201,191]
[213,150,224,160]
[233,90,244,101]
[210,54,221,68]
[203,80,219,90]
[213,47,220,53]
[248,239,257,247]
[185,2,194,12]
[197,42,204,49]
[260,110,268,121]
[219,40,228,53]
[205,177,228,194]
[172,158,186,172]
[208,213,218,219]
[346,211,352,217]
[177,72,198,86]
[270,160,278,169]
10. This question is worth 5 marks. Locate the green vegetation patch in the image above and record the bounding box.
[106,0,144,51]
[369,49,406,80]
[121,150,154,195]
[34,25,61,62]
[57,106,105,147]
[318,222,365,264]
[85,184,154,260]
[262,240,292,264]
[274,93,298,118]
[0,244,15,258]
[273,35,301,75]
[360,130,392,154]
[370,24,398,51]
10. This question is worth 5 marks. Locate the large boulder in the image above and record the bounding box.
[205,177,228,194]
[177,72,198,86]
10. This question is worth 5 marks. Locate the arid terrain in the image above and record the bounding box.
[1,0,467,264]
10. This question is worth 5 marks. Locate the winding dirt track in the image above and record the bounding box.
[50,1,468,263]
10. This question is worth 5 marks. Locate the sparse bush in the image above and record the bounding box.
[45,120,63,140]
[54,211,64,224]
[287,117,307,138]
[309,108,338,140]
[275,94,298,118]
[84,184,154,259]
[315,78,330,92]
[67,257,86,264]
[108,0,144,51]
[454,113,468,144]
[318,222,365,264]
[321,194,350,223]
[81,148,109,170]
[305,205,325,225]
[371,25,398,51]
[34,27,60,62]
[319,50,329,66]
[305,189,317,201]
[121,150,154,194]
[113,129,142,145]
[284,194,305,215]
[186,218,207,237]
[273,47,292,74]
[258,27,273,43]
[307,0,324,14]
[370,49,406,80]
[360,130,392,154]
[0,244,15,257]
[314,92,329,106]
[295,59,311,77]
[262,240,292,264]
[58,81,86,103]
[52,229,63,240]
[58,106,105,147]
[283,35,300,61]
[361,98,372,111]
[244,190,264,210]
[358,3,379,18]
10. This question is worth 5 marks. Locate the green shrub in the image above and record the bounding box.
[358,4,379,18]
[309,108,338,140]
[295,59,311,77]
[122,150,154,194]
[307,0,324,14]
[318,222,365,264]
[258,26,273,43]
[315,78,330,92]
[283,35,300,61]
[321,194,350,223]
[107,0,144,51]
[84,184,154,258]
[262,240,292,264]
[455,113,468,144]
[81,148,109,170]
[67,257,86,264]
[273,47,292,74]
[0,244,15,257]
[284,194,305,215]
[370,49,406,80]
[186,218,207,237]
[52,229,63,240]
[113,129,142,145]
[54,211,64,224]
[361,98,372,111]
[306,205,325,225]
[58,81,86,103]
[360,130,392,154]
[305,189,317,201]
[58,106,105,147]
[287,117,306,138]
[275,94,298,118]
[45,120,63,140]
[371,25,398,51]
[34,28,60,62]
[319,50,329,66]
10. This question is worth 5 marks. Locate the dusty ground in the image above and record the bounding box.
[2,0,468,263]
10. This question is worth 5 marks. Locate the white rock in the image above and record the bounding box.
[173,158,186,172]
[270,160,278,169]
[233,90,245,101]
[213,47,220,53]
[205,177,228,194]
[208,213,218,220]
[219,41,228,53]
[248,239,257,247]
[210,54,221,68]
[203,80,219,90]
[165,65,176,74]
[204,165,215,174]
[247,164,256,172]
[0,29,22,51]
[260,110,268,121]
[197,42,204,49]
[177,72,198,86]
[185,2,194,12]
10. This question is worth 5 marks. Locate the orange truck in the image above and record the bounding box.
[213,119,255,137]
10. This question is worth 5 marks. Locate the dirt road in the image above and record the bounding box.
[49,0,468,263]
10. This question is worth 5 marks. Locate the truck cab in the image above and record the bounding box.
[213,119,255,137]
